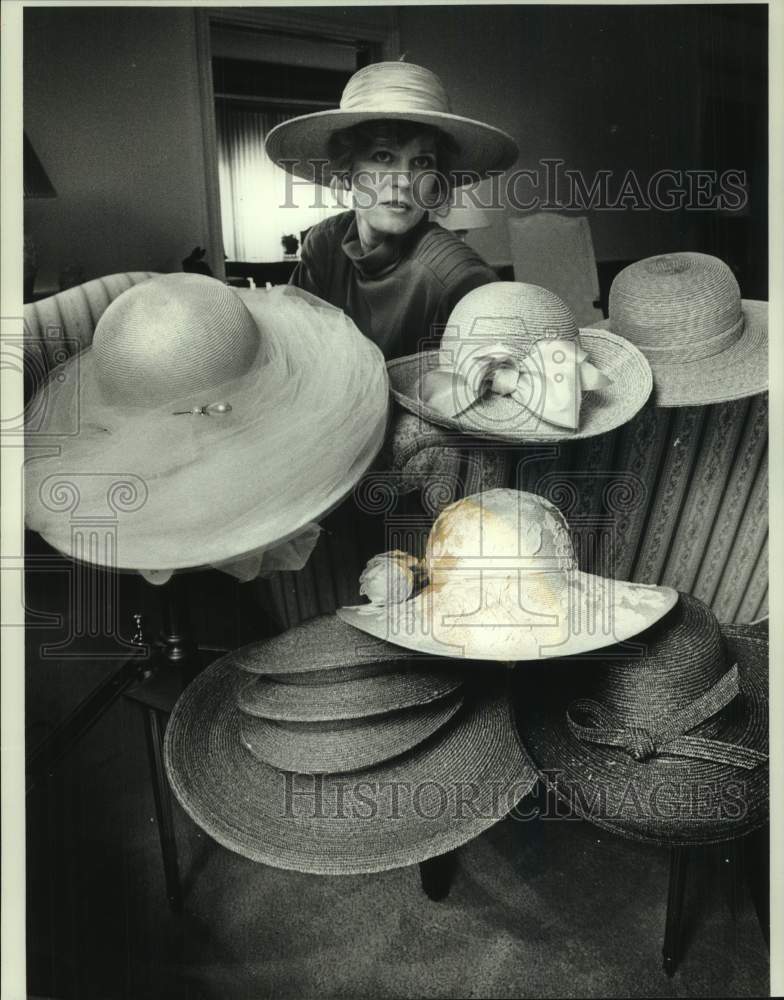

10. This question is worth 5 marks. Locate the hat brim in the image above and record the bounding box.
[24,286,389,571]
[337,571,678,662]
[237,665,466,722]
[164,660,536,874]
[588,299,767,407]
[239,688,464,773]
[265,110,519,186]
[515,625,768,846]
[231,614,422,676]
[386,330,652,442]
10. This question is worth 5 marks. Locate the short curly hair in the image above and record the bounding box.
[326,119,458,206]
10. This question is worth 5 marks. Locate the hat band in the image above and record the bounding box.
[566,664,766,769]
[616,311,745,364]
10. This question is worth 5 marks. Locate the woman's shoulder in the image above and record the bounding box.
[409,221,496,288]
[301,211,355,252]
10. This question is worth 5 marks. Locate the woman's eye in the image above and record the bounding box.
[412,156,436,170]
[371,150,394,164]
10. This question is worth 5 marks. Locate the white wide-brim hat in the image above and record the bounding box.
[586,252,768,407]
[387,283,653,443]
[24,275,389,572]
[338,489,678,662]
[265,61,519,186]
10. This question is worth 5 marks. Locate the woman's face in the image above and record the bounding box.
[350,132,439,250]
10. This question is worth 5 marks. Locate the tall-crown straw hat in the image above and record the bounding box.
[338,488,678,662]
[265,61,519,185]
[24,274,389,575]
[387,282,653,443]
[587,252,768,407]
[515,595,768,845]
[164,615,536,874]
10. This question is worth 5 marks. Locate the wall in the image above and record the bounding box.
[24,7,211,286]
[397,5,767,282]
[23,6,766,291]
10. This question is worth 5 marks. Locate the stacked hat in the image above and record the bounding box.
[165,615,537,875]
[587,252,767,407]
[516,594,768,845]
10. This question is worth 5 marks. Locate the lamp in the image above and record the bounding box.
[24,132,57,301]
[432,195,490,241]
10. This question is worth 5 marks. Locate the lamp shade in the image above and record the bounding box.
[24,133,57,199]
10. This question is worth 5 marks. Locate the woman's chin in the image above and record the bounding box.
[361,206,426,239]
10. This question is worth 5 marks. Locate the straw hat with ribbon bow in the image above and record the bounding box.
[338,488,678,661]
[164,614,536,874]
[386,282,653,442]
[24,274,389,577]
[587,252,768,407]
[516,594,768,845]
[265,61,519,186]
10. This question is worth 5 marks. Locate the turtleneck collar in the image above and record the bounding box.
[341,213,429,279]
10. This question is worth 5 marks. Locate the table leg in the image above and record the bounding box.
[662,845,689,977]
[141,705,182,913]
[419,850,457,901]
[720,839,743,922]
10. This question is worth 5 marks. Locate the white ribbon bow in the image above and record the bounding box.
[418,339,611,430]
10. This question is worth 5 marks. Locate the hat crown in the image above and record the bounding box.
[92,274,261,406]
[340,61,452,115]
[426,488,576,573]
[442,282,580,362]
[608,252,744,362]
[593,595,728,727]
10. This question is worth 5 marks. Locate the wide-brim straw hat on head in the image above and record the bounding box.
[516,594,768,845]
[235,614,466,721]
[387,282,653,443]
[265,61,519,186]
[24,275,389,573]
[587,252,767,407]
[164,646,536,874]
[338,488,678,661]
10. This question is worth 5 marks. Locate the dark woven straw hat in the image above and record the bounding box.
[240,689,464,774]
[164,658,536,874]
[516,594,767,846]
[232,614,418,675]
[234,614,465,721]
[238,666,465,722]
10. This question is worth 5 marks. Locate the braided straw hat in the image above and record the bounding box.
[240,689,465,774]
[265,61,518,186]
[164,619,536,874]
[338,489,677,662]
[516,595,768,845]
[587,252,767,407]
[387,282,652,442]
[24,275,389,573]
[235,615,466,721]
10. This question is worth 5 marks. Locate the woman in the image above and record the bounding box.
[265,60,519,359]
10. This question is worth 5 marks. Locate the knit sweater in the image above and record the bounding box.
[289,211,497,359]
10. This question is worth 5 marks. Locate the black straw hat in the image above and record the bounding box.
[165,616,536,874]
[516,595,768,846]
